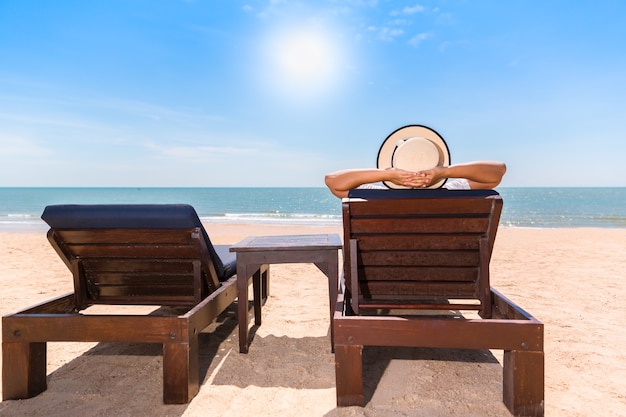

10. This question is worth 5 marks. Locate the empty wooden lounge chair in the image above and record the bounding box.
[334,189,544,416]
[2,204,266,404]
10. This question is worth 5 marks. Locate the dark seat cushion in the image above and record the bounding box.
[214,245,236,279]
[41,204,235,281]
[348,188,500,199]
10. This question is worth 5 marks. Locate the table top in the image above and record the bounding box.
[230,234,342,252]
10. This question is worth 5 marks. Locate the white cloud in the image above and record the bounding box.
[160,145,257,158]
[389,18,409,26]
[378,27,404,41]
[391,4,425,16]
[0,135,53,157]
[408,32,431,47]
[0,111,94,129]
[403,5,425,15]
[438,39,470,53]
[144,142,258,159]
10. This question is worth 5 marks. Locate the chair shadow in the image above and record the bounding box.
[0,304,241,417]
[0,299,337,417]
[361,346,501,405]
[84,303,241,384]
[343,309,504,405]
[323,346,506,417]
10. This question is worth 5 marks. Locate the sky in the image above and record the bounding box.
[1,0,625,187]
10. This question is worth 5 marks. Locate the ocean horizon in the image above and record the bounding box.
[1,186,625,232]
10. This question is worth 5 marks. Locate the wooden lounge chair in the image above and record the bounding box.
[334,189,544,417]
[2,204,266,404]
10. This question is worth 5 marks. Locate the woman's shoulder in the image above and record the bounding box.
[356,183,386,190]
[443,178,471,190]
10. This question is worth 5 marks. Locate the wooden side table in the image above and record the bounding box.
[230,234,342,353]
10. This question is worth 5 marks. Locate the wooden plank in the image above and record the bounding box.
[478,235,492,318]
[83,259,196,273]
[91,285,195,300]
[2,315,186,343]
[84,296,197,306]
[55,229,198,244]
[230,234,342,251]
[8,293,76,314]
[359,266,478,281]
[360,250,480,267]
[67,245,200,259]
[356,234,480,251]
[351,217,490,234]
[491,289,541,321]
[358,281,478,298]
[185,276,238,329]
[334,315,543,351]
[84,273,194,287]
[358,302,481,311]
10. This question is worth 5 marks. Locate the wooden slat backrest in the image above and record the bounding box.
[47,227,220,310]
[342,190,502,317]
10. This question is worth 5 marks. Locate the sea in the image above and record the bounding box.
[1,187,625,232]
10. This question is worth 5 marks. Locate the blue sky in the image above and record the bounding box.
[1,0,625,187]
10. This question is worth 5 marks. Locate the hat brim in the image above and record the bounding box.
[376,125,451,189]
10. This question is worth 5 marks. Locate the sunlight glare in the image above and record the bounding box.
[259,24,347,103]
[275,31,334,83]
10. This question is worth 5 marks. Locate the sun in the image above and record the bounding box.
[260,25,346,101]
[274,31,335,84]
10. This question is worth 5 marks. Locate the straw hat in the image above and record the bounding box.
[376,124,451,189]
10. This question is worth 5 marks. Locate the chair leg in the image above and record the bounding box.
[503,350,545,417]
[2,341,47,400]
[162,337,199,404]
[334,344,365,406]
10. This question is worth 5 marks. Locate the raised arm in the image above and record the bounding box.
[417,161,506,190]
[324,168,430,198]
[325,161,507,198]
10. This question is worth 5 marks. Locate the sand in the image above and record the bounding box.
[1,225,625,417]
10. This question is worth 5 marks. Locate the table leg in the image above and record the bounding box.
[237,262,250,354]
[315,250,339,351]
[328,255,338,350]
[253,268,262,325]
[262,264,270,300]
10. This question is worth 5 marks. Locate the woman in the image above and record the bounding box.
[325,161,507,198]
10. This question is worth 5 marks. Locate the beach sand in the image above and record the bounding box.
[1,225,625,417]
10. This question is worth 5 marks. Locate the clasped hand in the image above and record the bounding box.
[386,166,445,188]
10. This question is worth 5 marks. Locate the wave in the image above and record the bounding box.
[201,212,342,226]
[0,213,39,218]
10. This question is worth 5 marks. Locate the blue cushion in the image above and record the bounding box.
[41,204,235,281]
[347,188,500,199]
[214,245,236,279]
